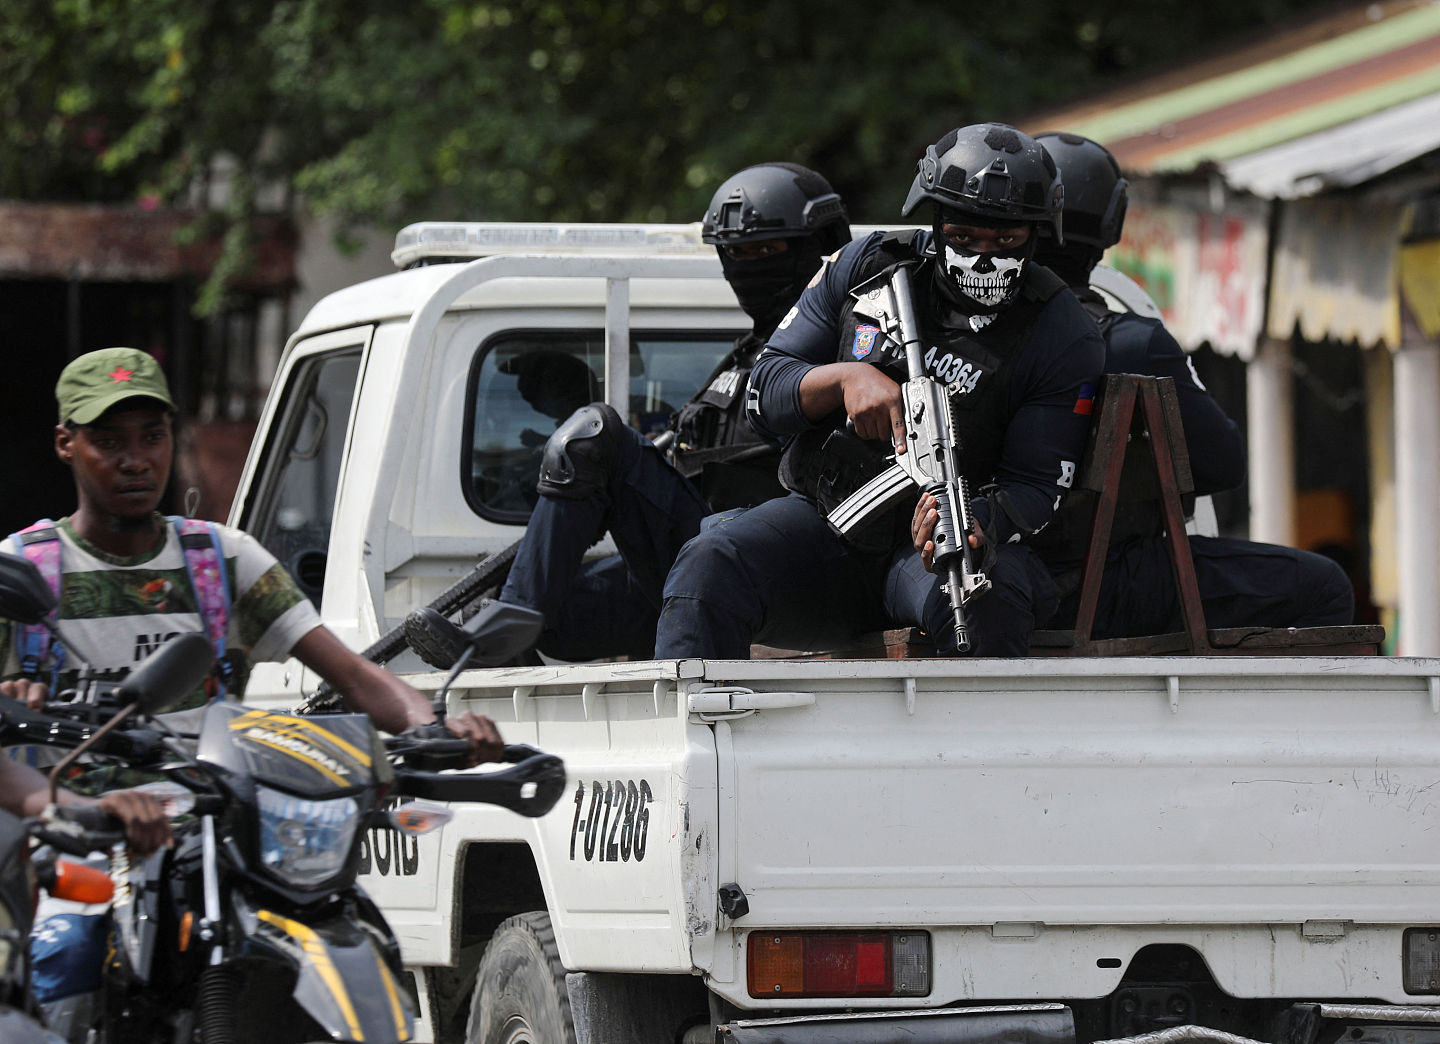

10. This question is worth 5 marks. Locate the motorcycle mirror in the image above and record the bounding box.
[115,632,215,717]
[48,632,215,805]
[0,553,57,624]
[405,602,544,673]
[458,601,544,668]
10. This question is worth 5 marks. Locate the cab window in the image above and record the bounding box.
[463,331,735,521]
[249,347,363,603]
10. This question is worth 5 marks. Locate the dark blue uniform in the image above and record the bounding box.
[655,232,1106,658]
[1048,291,1353,635]
[498,334,781,660]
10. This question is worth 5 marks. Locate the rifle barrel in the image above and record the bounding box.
[892,266,927,377]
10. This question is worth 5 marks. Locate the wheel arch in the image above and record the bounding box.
[456,839,549,953]
[433,842,710,1044]
[425,839,550,1043]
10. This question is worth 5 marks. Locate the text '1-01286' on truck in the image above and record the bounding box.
[230,221,1440,1044]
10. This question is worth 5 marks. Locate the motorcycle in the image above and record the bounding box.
[0,552,566,1044]
[0,806,115,1044]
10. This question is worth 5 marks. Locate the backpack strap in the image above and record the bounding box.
[169,517,234,695]
[7,520,63,682]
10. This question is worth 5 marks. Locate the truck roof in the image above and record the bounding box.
[291,221,903,341]
[292,250,739,340]
[391,221,711,267]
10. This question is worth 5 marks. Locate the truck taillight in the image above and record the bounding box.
[747,931,930,998]
[1403,928,1440,993]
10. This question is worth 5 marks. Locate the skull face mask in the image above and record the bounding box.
[940,243,1027,312]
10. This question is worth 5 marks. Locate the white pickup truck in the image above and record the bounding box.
[232,222,1440,1044]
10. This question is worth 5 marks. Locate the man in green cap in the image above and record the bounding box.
[0,347,508,1037]
[1,347,503,754]
[53,345,179,429]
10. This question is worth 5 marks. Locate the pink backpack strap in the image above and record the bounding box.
[7,519,63,679]
[170,517,233,693]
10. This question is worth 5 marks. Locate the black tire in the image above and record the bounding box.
[467,912,576,1044]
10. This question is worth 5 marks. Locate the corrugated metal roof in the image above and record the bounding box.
[1024,0,1440,195]
[1223,90,1440,197]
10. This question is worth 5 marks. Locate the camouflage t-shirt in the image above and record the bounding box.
[1,516,321,706]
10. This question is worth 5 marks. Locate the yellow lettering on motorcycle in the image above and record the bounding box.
[241,727,352,787]
[227,710,372,768]
[257,909,364,1040]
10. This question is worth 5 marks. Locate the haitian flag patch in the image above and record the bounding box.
[1073,382,1096,415]
[852,324,879,360]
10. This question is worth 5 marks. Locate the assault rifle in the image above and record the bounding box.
[827,263,990,651]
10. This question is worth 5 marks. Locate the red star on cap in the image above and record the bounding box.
[108,366,135,383]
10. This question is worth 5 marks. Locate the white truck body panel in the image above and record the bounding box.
[352,655,1440,1008]
[232,224,1440,1041]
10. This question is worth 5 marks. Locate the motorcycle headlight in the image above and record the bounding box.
[255,785,359,888]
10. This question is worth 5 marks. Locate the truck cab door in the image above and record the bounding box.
[231,327,373,709]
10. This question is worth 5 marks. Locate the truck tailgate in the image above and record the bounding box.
[696,656,1440,928]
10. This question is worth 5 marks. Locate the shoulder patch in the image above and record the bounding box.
[852,324,879,360]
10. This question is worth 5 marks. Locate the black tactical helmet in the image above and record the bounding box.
[902,124,1064,243]
[702,163,850,255]
[1033,132,1127,250]
[702,163,852,335]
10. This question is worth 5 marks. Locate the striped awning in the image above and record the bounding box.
[1020,1,1439,353]
[1023,0,1440,188]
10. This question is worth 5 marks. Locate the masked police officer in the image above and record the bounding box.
[1027,131,1353,635]
[655,124,1106,658]
[437,164,851,664]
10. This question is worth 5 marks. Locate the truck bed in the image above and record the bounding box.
[372,654,1440,1007]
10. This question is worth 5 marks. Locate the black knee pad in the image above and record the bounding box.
[537,403,626,500]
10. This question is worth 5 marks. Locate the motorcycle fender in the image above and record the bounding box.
[245,907,415,1043]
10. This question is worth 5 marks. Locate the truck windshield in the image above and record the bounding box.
[464,331,738,521]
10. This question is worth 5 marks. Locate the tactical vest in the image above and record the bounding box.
[670,332,784,511]
[779,231,1066,545]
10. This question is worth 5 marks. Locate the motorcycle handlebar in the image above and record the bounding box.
[0,694,169,764]
[29,803,125,858]
[395,745,566,818]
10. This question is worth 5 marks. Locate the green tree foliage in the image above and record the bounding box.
[0,0,1333,304]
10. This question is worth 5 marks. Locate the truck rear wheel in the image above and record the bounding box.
[467,912,576,1044]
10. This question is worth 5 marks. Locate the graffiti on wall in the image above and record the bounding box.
[1107,201,1267,359]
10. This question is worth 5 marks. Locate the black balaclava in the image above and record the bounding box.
[931,207,1037,329]
[720,237,829,340]
[1033,241,1105,290]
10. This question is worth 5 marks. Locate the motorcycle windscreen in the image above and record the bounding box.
[252,907,415,1042]
[196,703,390,792]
